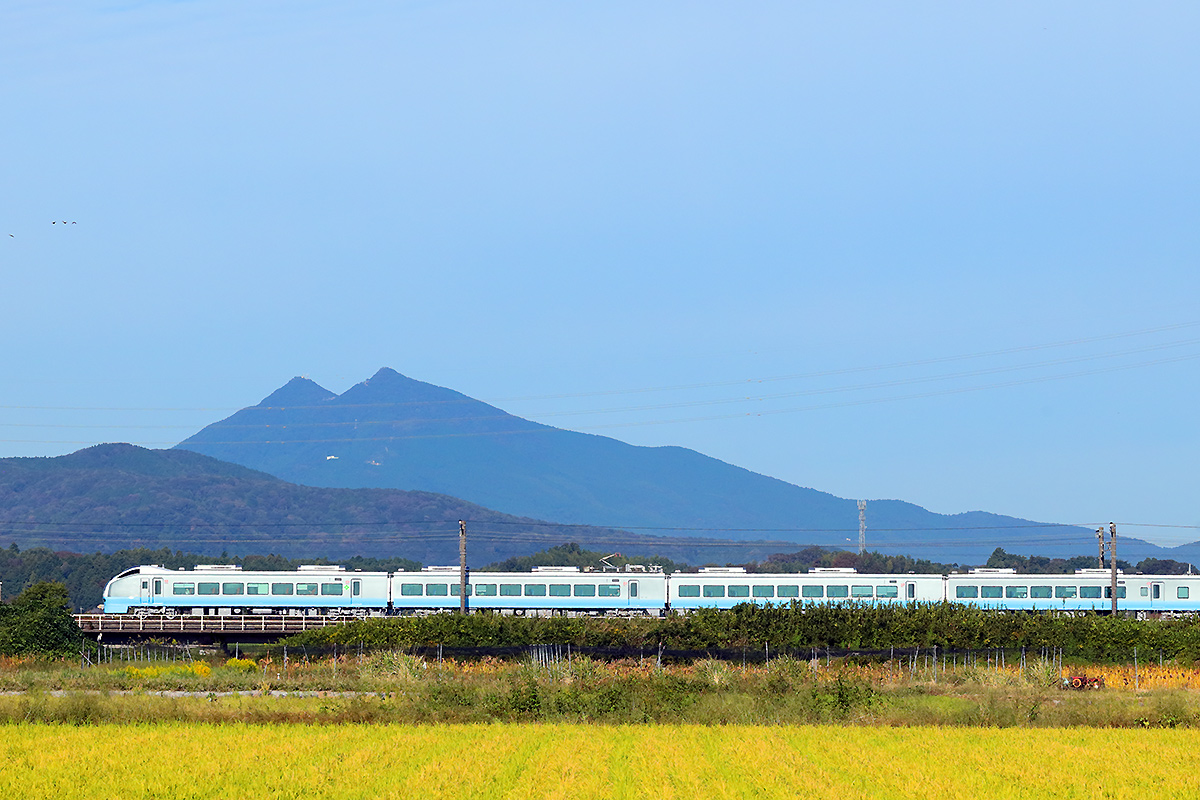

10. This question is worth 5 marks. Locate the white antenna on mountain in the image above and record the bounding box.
[857,500,867,554]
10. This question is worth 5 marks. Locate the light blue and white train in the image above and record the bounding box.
[101,564,665,616]
[101,563,1200,616]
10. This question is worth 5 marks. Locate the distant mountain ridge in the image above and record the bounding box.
[174,368,1189,564]
[0,444,777,565]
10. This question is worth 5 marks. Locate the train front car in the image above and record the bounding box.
[390,565,668,615]
[103,564,389,616]
[669,567,946,610]
[102,565,177,614]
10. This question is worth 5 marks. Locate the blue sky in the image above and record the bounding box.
[3,2,1198,544]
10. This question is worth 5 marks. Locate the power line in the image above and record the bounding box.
[0,517,1093,532]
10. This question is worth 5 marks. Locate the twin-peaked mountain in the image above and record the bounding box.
[174,368,1161,564]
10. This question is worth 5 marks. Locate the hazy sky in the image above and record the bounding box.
[3,2,1198,544]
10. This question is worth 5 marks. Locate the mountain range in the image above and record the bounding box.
[173,368,1189,565]
[0,444,804,565]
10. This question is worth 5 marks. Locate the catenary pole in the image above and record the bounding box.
[1109,522,1118,615]
[459,520,469,615]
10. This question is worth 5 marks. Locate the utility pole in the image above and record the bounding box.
[858,500,867,555]
[1109,522,1118,615]
[1097,527,1105,569]
[458,520,468,615]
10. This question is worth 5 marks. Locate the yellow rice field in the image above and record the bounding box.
[3,724,1200,799]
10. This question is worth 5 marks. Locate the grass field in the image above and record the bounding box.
[2,723,1199,798]
[5,653,1200,727]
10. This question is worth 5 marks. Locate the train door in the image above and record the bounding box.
[628,580,639,609]
[1151,581,1164,607]
[904,582,917,602]
[351,579,362,609]
[138,577,151,607]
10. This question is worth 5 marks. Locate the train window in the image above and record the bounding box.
[752,585,774,598]
[574,584,597,597]
[272,583,294,595]
[827,585,849,598]
[629,582,638,598]
[981,586,1002,599]
[352,581,361,597]
[598,585,620,597]
[1006,586,1028,599]
[1153,585,1161,600]
[1055,586,1077,599]
[1030,586,1052,599]
[677,585,700,598]
[198,583,219,596]
[876,586,898,598]
[153,579,163,594]
[475,584,497,596]
[296,583,318,596]
[1179,587,1190,599]
[800,585,822,598]
[907,584,915,599]
[400,583,423,596]
[549,584,571,597]
[1080,586,1102,599]
[1140,586,1149,597]
[142,581,148,590]
[500,584,521,596]
[728,585,749,598]
[246,583,269,596]
[425,584,448,596]
[955,586,978,599]
[1104,586,1127,599]
[222,583,244,595]
[450,584,472,596]
[524,584,547,597]
[851,585,873,598]
[703,585,725,598]
[777,585,799,598]
[173,583,195,596]
[321,583,344,596]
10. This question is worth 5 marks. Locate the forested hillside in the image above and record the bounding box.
[0,444,794,568]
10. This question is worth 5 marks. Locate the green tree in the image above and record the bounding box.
[0,581,83,656]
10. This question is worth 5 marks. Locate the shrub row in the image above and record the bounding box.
[283,603,1200,662]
